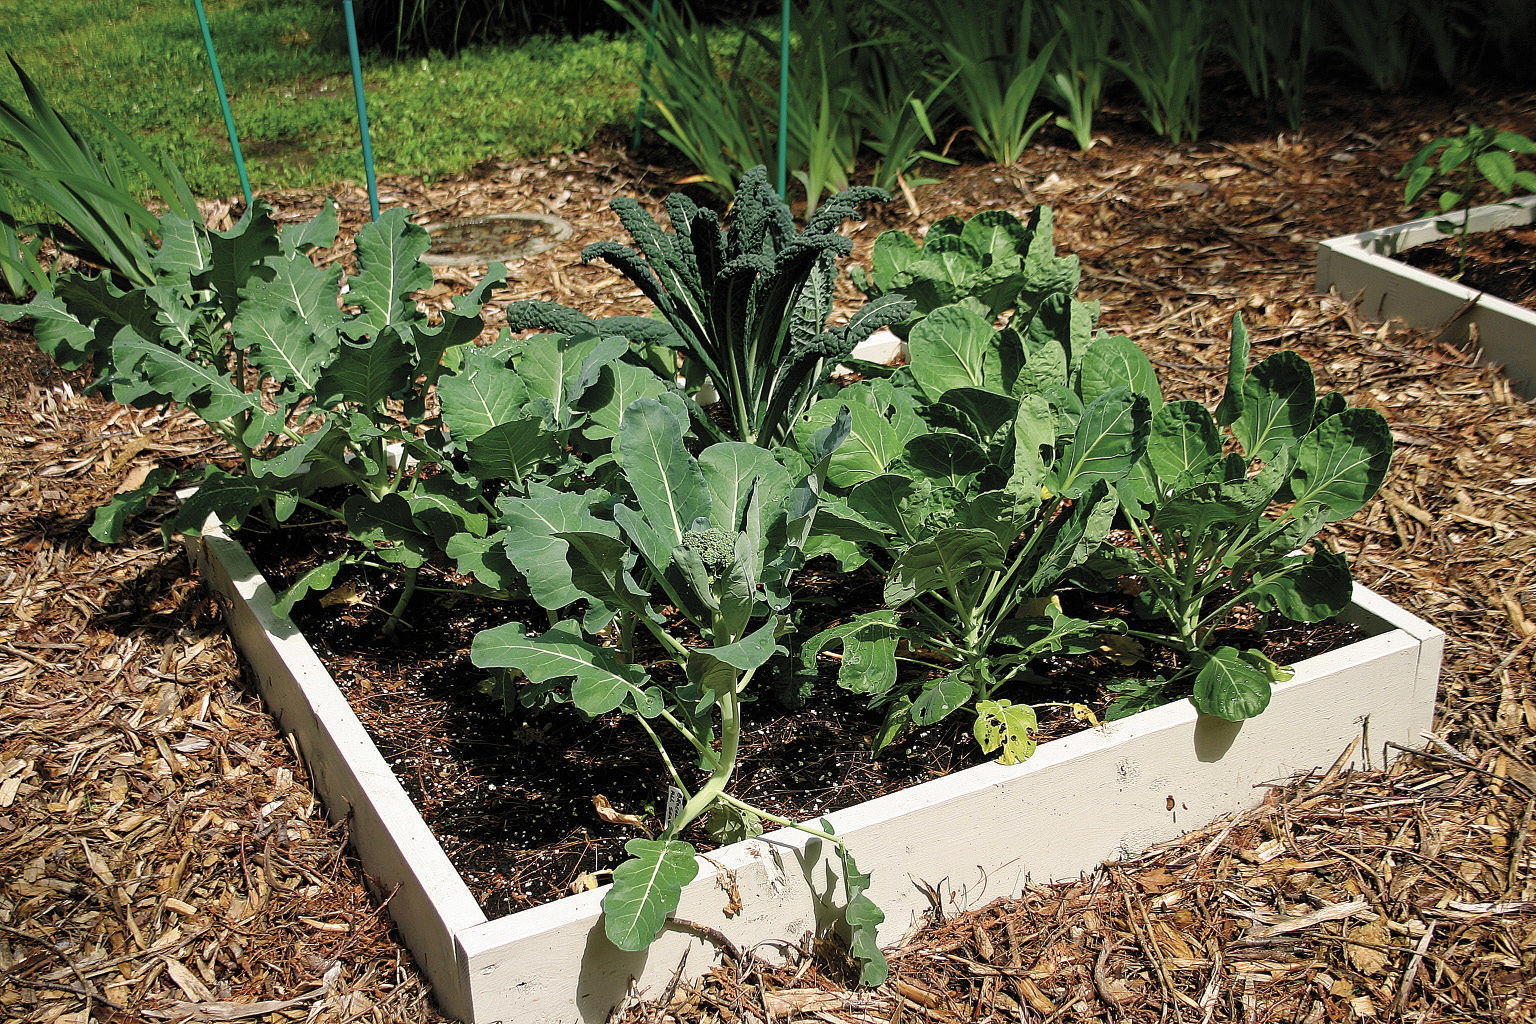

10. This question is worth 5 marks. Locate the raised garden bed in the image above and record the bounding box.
[1315,194,1536,397]
[181,516,1442,1024]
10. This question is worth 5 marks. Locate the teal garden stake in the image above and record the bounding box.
[191,0,252,206]
[777,0,789,198]
[342,0,381,221]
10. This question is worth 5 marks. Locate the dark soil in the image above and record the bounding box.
[1397,225,1536,309]
[241,517,1362,920]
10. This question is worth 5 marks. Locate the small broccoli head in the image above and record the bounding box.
[680,526,737,575]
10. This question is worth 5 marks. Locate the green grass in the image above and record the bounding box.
[2,0,648,199]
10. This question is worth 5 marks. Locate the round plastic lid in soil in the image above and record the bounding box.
[420,212,573,267]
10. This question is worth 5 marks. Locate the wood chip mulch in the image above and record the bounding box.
[3,77,1535,1023]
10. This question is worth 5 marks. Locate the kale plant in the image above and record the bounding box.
[504,166,912,447]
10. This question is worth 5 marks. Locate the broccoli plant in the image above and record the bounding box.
[469,397,889,984]
[503,166,913,448]
[2,198,588,628]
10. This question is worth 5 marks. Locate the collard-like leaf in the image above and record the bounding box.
[796,396,908,489]
[438,349,531,443]
[281,199,339,254]
[579,359,672,443]
[342,493,432,568]
[464,416,562,485]
[1232,351,1314,461]
[910,674,975,725]
[314,328,412,409]
[470,620,656,717]
[198,203,281,317]
[698,443,794,533]
[1078,334,1161,413]
[1191,646,1273,721]
[1289,408,1392,521]
[89,466,176,543]
[1249,549,1353,623]
[166,469,261,539]
[973,699,1039,765]
[271,556,349,618]
[241,254,345,350]
[444,532,519,592]
[700,619,782,672]
[619,397,712,547]
[1147,400,1222,493]
[1048,390,1148,498]
[234,303,332,394]
[886,528,1005,606]
[907,303,994,401]
[498,485,619,609]
[109,329,256,421]
[1214,313,1249,426]
[603,839,700,951]
[802,611,905,697]
[903,431,989,485]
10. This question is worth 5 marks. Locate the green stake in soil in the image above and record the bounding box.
[342,0,380,221]
[191,0,252,206]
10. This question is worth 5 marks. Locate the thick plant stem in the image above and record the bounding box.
[381,565,418,635]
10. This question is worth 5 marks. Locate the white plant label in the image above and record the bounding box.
[664,786,686,827]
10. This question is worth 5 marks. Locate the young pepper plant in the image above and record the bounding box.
[1094,315,1394,720]
[469,397,890,985]
[798,297,1150,761]
[1398,123,1536,280]
[502,166,913,448]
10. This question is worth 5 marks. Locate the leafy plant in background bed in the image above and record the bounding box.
[1043,0,1120,151]
[851,206,1079,325]
[506,167,912,448]
[608,0,775,199]
[0,56,196,293]
[471,399,892,984]
[797,296,1151,760]
[1,200,528,628]
[1083,315,1393,721]
[1217,0,1314,130]
[1114,0,1211,144]
[1398,123,1536,281]
[902,0,1058,165]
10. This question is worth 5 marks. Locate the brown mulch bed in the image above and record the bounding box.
[3,78,1535,1024]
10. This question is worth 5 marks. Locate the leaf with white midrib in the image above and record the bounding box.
[345,209,433,337]
[618,398,711,548]
[1051,390,1146,497]
[439,353,529,443]
[603,839,700,951]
